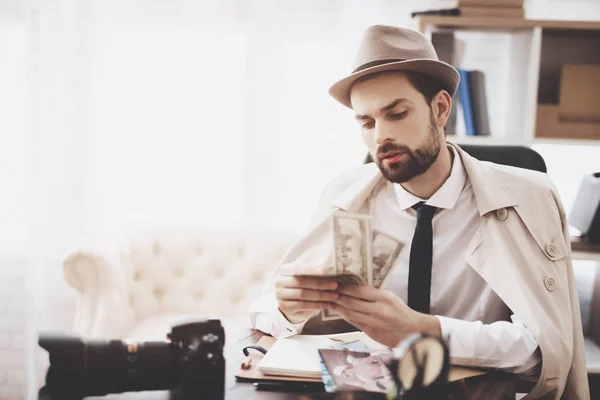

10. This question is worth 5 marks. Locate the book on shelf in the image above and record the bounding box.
[459,6,525,18]
[450,0,523,8]
[412,1,524,19]
[448,92,459,135]
[468,71,490,136]
[431,32,458,135]
[457,69,490,136]
[457,69,475,136]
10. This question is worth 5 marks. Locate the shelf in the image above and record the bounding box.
[447,135,600,147]
[572,236,600,253]
[571,236,600,262]
[447,135,530,146]
[423,16,600,145]
[533,137,600,147]
[415,16,600,33]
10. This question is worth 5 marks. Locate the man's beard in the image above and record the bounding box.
[374,112,441,184]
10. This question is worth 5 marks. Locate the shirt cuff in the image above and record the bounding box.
[269,309,309,339]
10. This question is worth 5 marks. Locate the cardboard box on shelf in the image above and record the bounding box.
[536,104,600,141]
[559,64,600,123]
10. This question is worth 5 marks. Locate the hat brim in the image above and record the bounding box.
[328,59,460,109]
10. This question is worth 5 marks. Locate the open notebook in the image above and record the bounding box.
[256,332,487,382]
[257,332,370,378]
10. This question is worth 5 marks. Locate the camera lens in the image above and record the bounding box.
[39,318,226,400]
[40,334,178,398]
[86,339,177,394]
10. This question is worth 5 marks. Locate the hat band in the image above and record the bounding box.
[352,58,405,74]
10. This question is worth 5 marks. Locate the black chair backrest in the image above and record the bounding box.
[363,144,547,173]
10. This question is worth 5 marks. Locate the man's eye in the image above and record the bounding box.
[391,111,407,119]
[362,121,375,129]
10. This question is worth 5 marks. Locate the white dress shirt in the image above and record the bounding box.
[249,146,541,376]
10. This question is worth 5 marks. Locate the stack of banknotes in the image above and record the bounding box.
[298,210,404,320]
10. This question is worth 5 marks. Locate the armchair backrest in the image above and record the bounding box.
[122,226,296,320]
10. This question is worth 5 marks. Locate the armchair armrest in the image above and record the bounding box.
[63,243,136,338]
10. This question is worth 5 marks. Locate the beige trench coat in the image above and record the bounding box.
[270,143,589,399]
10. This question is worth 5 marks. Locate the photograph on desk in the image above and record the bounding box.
[318,348,395,394]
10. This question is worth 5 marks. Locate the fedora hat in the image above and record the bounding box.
[329,25,460,108]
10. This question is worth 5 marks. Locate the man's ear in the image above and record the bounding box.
[432,90,452,128]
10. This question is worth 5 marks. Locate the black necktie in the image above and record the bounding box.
[408,202,437,314]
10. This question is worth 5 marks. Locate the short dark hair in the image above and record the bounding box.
[352,70,450,106]
[404,71,450,105]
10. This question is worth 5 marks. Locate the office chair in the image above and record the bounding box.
[363,144,547,173]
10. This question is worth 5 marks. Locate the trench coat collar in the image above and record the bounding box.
[331,142,518,216]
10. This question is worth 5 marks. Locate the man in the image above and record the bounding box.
[249,25,588,399]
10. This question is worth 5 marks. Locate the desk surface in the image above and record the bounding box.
[78,329,517,400]
[84,329,326,400]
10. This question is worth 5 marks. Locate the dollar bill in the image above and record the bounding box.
[321,211,372,321]
[323,226,404,321]
[292,210,403,321]
[371,230,404,288]
[331,210,373,285]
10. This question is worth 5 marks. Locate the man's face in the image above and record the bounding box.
[350,72,441,184]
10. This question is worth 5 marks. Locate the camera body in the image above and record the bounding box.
[170,318,226,399]
[38,317,225,400]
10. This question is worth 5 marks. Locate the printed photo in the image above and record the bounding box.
[318,349,394,393]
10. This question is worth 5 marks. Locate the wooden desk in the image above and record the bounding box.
[79,329,515,400]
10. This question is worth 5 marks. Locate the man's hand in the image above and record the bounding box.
[275,275,339,324]
[331,285,441,347]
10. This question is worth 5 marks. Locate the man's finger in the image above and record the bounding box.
[277,288,339,302]
[275,275,338,291]
[334,294,377,314]
[279,300,330,312]
[332,303,380,327]
[336,284,380,301]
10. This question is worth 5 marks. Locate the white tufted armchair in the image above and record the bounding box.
[63,226,297,340]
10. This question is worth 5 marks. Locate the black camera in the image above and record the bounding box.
[38,317,225,400]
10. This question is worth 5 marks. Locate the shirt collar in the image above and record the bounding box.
[393,146,467,211]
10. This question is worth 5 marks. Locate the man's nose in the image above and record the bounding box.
[374,122,394,145]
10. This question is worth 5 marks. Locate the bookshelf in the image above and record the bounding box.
[414,16,600,32]
[413,16,600,145]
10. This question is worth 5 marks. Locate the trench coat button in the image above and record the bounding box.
[496,208,508,221]
[545,244,557,258]
[544,277,556,291]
